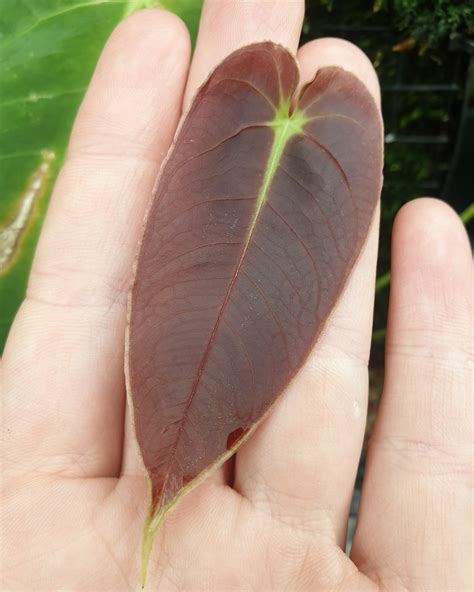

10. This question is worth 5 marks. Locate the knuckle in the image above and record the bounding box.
[370,434,472,483]
[27,263,129,311]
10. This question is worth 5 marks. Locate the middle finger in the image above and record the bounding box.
[233,38,382,547]
[184,0,304,107]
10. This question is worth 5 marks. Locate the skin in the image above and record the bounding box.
[1,2,472,590]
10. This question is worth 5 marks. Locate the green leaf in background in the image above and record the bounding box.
[0,0,203,352]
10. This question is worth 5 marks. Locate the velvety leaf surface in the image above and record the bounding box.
[127,41,383,566]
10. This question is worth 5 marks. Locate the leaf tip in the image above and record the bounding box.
[140,518,154,589]
[140,495,167,588]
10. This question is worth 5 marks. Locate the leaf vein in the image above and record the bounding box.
[0,1,126,50]
[278,164,345,260]
[301,132,352,198]
[240,269,290,365]
[265,202,320,279]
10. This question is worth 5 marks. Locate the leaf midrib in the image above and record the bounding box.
[154,105,307,511]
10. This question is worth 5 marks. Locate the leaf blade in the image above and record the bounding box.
[127,41,383,581]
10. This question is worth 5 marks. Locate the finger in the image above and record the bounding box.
[184,0,305,107]
[121,0,304,481]
[2,9,190,479]
[234,38,381,547]
[352,199,472,590]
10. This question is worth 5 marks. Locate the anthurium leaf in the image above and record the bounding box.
[127,41,383,583]
[0,0,160,351]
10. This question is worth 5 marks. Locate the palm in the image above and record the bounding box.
[4,474,365,590]
[2,3,471,592]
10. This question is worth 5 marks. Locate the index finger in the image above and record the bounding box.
[2,9,191,480]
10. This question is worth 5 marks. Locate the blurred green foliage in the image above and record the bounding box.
[317,0,473,49]
[391,0,473,50]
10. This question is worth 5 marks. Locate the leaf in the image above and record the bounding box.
[0,0,188,352]
[126,42,383,583]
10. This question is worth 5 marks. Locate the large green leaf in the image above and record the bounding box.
[0,0,203,351]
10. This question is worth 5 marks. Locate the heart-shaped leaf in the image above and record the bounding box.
[126,41,383,583]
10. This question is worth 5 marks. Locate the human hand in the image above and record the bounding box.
[2,2,472,591]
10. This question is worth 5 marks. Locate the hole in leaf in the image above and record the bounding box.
[226,427,248,450]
